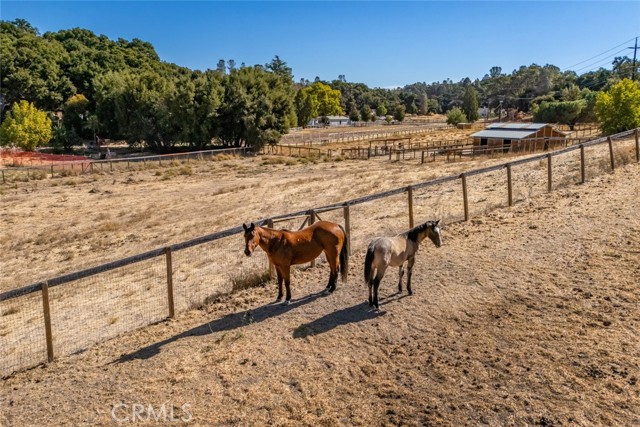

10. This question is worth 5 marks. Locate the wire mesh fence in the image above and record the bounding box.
[0,287,47,377]
[1,128,638,378]
[48,257,168,359]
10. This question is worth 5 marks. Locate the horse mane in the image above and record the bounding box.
[406,222,431,243]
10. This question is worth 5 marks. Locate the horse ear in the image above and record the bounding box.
[435,220,441,226]
[249,223,255,231]
[242,223,248,231]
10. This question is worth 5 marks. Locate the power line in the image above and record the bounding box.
[562,36,638,71]
[571,47,630,74]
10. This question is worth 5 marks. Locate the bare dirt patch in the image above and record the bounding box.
[0,138,638,425]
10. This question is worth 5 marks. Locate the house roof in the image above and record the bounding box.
[326,116,349,120]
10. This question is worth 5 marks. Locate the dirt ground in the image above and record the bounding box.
[1,138,639,425]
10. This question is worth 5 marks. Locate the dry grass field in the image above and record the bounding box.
[0,131,639,426]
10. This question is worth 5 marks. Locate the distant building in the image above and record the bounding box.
[308,116,351,127]
[470,123,566,152]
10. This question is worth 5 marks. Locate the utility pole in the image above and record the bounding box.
[629,37,638,81]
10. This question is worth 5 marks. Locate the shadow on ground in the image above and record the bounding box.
[292,301,387,339]
[113,291,325,363]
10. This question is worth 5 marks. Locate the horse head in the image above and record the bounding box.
[427,220,443,248]
[242,222,258,256]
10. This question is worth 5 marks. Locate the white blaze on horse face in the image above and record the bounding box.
[434,225,443,247]
[244,231,258,256]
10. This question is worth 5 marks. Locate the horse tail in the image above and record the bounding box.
[364,243,375,285]
[338,225,349,283]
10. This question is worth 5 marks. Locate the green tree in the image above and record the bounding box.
[295,88,319,128]
[561,84,581,101]
[417,93,428,115]
[0,100,52,151]
[393,104,406,122]
[312,82,342,117]
[376,103,387,117]
[294,82,341,127]
[216,66,295,149]
[348,105,360,122]
[446,107,467,126]
[360,104,372,122]
[462,86,479,122]
[62,93,90,138]
[595,79,640,134]
[533,100,586,130]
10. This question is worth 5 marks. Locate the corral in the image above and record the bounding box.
[0,127,639,426]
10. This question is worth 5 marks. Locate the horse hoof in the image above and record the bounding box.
[282,300,291,306]
[275,297,282,303]
[322,289,331,296]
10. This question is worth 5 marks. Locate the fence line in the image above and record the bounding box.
[0,147,248,183]
[1,128,638,378]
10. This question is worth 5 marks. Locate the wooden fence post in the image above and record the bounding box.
[461,173,469,221]
[608,136,615,171]
[41,281,54,362]
[165,247,175,318]
[309,210,316,267]
[547,154,553,192]
[506,164,513,207]
[580,144,586,184]
[343,204,352,256]
[267,219,275,279]
[407,186,414,228]
[635,128,640,163]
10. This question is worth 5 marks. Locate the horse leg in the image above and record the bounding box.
[368,280,374,307]
[282,265,292,305]
[373,275,382,310]
[275,267,284,302]
[397,265,405,294]
[324,248,339,293]
[406,256,416,295]
[372,264,387,310]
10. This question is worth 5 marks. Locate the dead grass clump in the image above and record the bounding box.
[231,270,271,294]
[211,153,237,162]
[58,169,78,178]
[260,156,298,166]
[30,170,47,180]
[161,169,178,180]
[97,221,122,233]
[2,306,19,316]
[178,165,193,176]
[614,146,635,167]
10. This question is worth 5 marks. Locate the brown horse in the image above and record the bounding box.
[243,220,349,304]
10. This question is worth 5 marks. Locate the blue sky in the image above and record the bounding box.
[2,1,639,88]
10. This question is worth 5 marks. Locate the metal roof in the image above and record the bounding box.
[470,129,539,139]
[486,123,549,130]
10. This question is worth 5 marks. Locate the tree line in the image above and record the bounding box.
[1,19,639,152]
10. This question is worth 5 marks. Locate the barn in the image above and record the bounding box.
[471,123,567,152]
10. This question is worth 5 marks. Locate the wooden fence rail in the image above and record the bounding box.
[1,127,638,377]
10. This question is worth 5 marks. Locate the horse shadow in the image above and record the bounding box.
[292,301,386,339]
[113,291,325,364]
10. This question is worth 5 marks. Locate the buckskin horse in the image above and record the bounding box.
[364,220,443,310]
[243,221,349,305]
